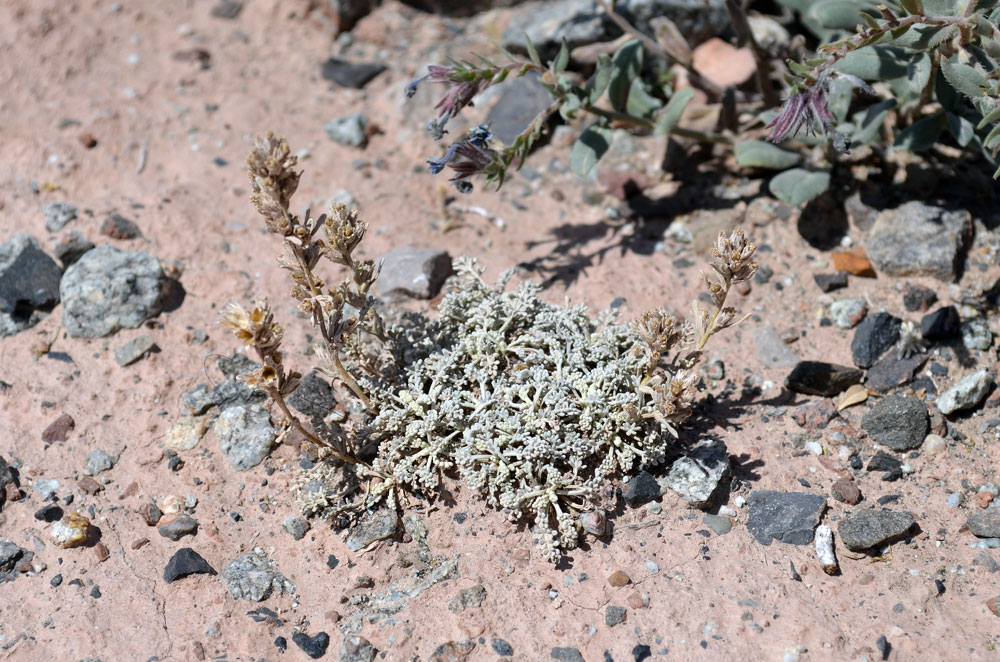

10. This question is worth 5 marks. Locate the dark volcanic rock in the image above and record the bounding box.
[321,58,386,89]
[865,201,971,282]
[785,361,863,396]
[903,285,937,312]
[163,548,217,583]
[622,470,660,507]
[968,509,1000,539]
[747,490,826,546]
[861,396,929,451]
[813,272,848,293]
[292,632,330,659]
[921,306,961,341]
[851,312,901,368]
[866,352,927,393]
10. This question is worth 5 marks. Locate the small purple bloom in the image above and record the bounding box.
[427,143,459,174]
[765,73,862,154]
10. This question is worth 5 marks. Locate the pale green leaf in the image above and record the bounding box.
[769,168,831,206]
[585,54,613,105]
[735,140,802,169]
[941,57,989,99]
[609,40,643,113]
[894,112,946,151]
[524,33,542,69]
[654,87,695,136]
[946,112,976,146]
[553,39,569,75]
[570,125,613,177]
[626,78,663,118]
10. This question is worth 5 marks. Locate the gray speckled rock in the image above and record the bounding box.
[345,508,400,551]
[747,491,826,546]
[968,509,1000,539]
[838,509,915,551]
[829,298,867,329]
[937,370,993,415]
[43,202,78,232]
[865,202,971,282]
[861,396,928,451]
[214,405,275,471]
[85,449,117,476]
[0,234,63,336]
[376,246,452,300]
[662,438,730,507]
[222,547,295,601]
[325,112,368,148]
[59,245,164,337]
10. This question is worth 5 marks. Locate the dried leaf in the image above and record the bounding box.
[837,384,869,411]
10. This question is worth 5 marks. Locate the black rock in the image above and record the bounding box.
[287,371,336,420]
[633,644,652,662]
[866,451,902,473]
[551,648,585,662]
[90,586,101,598]
[903,285,937,312]
[275,636,287,652]
[163,548,217,584]
[491,638,514,657]
[320,58,386,89]
[861,396,929,451]
[485,71,553,145]
[0,235,62,322]
[292,631,330,659]
[837,509,916,551]
[621,470,660,507]
[326,554,340,570]
[865,352,927,393]
[50,573,63,587]
[34,504,63,522]
[0,540,25,572]
[813,272,848,293]
[851,312,901,368]
[877,635,890,660]
[746,490,826,546]
[921,306,960,341]
[785,361,863,396]
[877,494,901,505]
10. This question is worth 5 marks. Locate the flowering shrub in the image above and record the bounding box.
[222,134,757,562]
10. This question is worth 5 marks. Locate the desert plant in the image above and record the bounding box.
[221,134,757,562]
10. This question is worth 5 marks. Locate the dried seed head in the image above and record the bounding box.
[710,228,758,283]
[247,132,300,233]
[635,309,682,355]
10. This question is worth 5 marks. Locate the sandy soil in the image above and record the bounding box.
[2,1,1000,661]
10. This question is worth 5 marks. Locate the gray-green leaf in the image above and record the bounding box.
[585,54,613,105]
[946,112,976,147]
[735,140,802,169]
[835,46,909,81]
[570,125,613,177]
[654,88,695,136]
[626,78,663,118]
[941,57,989,99]
[769,168,831,205]
[894,112,946,151]
[609,40,643,113]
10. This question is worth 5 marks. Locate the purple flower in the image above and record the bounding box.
[406,65,491,141]
[424,125,498,192]
[766,74,859,154]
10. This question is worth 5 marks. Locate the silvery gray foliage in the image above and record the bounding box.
[306,259,681,561]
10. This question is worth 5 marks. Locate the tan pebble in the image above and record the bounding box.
[607,570,631,587]
[50,512,92,548]
[77,477,102,496]
[166,415,208,451]
[857,573,875,585]
[626,591,647,609]
[977,491,997,509]
[923,434,947,456]
[94,542,110,562]
[131,538,150,550]
[326,610,341,623]
[161,494,184,514]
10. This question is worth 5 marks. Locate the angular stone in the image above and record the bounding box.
[830,479,861,505]
[53,229,94,268]
[747,491,826,546]
[837,510,915,551]
[448,583,486,614]
[282,516,309,541]
[165,415,208,451]
[662,438,730,507]
[865,352,926,393]
[861,396,928,451]
[865,202,971,282]
[222,548,295,601]
[42,413,75,443]
[287,371,336,420]
[345,508,399,551]
[829,298,867,329]
[340,634,377,662]
[50,513,93,548]
[292,632,330,659]
[114,335,157,366]
[0,234,62,336]
[866,451,902,473]
[100,213,142,240]
[44,202,78,232]
[85,449,116,476]
[484,71,552,146]
[937,370,993,415]
[968,509,1000,539]
[320,58,386,89]
[163,548,216,583]
[785,361,863,397]
[851,312,900,368]
[159,514,199,541]
[605,605,627,627]
[790,399,838,431]
[214,404,275,471]
[813,272,848,293]
[903,285,937,312]
[428,640,475,662]
[754,324,799,369]
[550,648,585,662]
[376,245,452,300]
[962,318,992,351]
[830,247,876,277]
[921,306,960,341]
[325,112,368,148]
[622,470,661,507]
[60,245,164,338]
